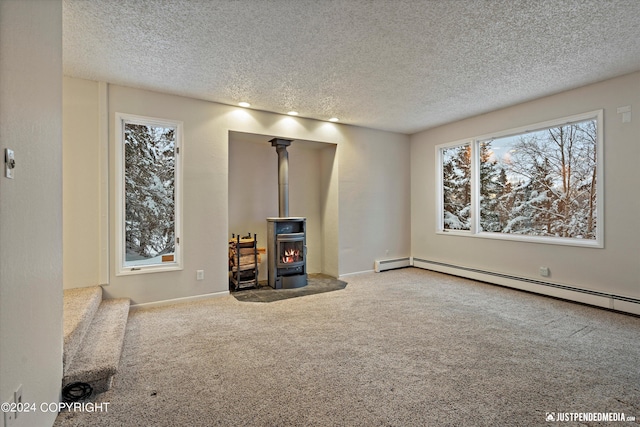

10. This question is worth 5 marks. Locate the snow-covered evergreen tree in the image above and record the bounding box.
[479,141,504,232]
[442,144,471,230]
[124,124,176,261]
[498,119,597,239]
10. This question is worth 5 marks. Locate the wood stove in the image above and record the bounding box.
[267,217,307,289]
[267,138,308,289]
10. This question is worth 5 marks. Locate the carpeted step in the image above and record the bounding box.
[63,286,103,374]
[63,298,130,394]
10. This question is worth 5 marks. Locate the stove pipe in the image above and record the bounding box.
[270,138,293,218]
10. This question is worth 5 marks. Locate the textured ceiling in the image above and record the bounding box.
[63,0,640,134]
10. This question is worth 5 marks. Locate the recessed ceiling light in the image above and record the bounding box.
[287,111,299,116]
[238,101,251,108]
[329,117,339,122]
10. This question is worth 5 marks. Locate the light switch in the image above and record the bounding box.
[5,148,15,179]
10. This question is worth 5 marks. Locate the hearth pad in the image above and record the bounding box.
[231,273,347,303]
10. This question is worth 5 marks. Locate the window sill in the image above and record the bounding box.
[116,263,183,276]
[436,229,603,248]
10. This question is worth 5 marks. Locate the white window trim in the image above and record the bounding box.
[115,112,184,276]
[436,110,604,248]
[435,139,474,235]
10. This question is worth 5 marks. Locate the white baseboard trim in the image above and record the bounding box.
[130,290,230,310]
[374,257,412,273]
[412,258,640,316]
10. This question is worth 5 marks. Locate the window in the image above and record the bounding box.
[115,113,183,274]
[440,142,472,231]
[437,110,603,247]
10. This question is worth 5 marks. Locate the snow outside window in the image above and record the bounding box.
[115,113,183,275]
[436,110,603,248]
[440,142,472,231]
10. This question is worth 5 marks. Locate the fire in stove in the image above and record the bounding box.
[282,248,301,264]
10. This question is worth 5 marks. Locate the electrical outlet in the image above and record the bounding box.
[539,266,550,277]
[196,270,204,280]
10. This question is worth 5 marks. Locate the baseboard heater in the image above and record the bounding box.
[374,257,411,273]
[412,257,640,316]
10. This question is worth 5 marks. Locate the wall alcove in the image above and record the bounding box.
[228,131,339,280]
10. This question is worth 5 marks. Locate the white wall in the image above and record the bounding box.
[0,1,63,426]
[411,72,640,304]
[320,143,339,277]
[338,125,412,273]
[63,78,101,289]
[63,78,411,304]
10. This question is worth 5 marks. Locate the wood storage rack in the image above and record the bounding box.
[229,234,259,291]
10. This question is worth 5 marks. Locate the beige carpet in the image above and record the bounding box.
[63,286,102,372]
[55,268,640,426]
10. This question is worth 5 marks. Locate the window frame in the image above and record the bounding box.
[115,112,184,276]
[435,139,476,235]
[436,110,604,248]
